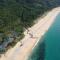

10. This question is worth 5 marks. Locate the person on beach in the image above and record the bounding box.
[29,33,34,38]
[20,41,23,47]
[27,28,34,38]
[27,28,38,39]
[0,55,1,57]
[27,29,30,34]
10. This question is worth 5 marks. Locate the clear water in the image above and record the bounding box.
[28,13,60,60]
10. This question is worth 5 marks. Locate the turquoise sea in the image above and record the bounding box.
[28,13,60,60]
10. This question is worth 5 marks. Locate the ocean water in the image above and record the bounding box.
[28,13,60,60]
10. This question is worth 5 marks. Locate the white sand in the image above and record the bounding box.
[0,7,60,60]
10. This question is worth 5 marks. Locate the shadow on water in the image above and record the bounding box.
[38,41,45,60]
[28,37,46,60]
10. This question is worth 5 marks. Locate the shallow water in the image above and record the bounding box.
[28,13,60,60]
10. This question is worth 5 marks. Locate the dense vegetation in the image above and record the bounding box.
[0,0,60,53]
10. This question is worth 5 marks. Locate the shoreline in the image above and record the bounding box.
[0,7,60,60]
[31,7,60,50]
[26,7,60,60]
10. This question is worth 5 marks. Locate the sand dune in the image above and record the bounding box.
[0,7,60,60]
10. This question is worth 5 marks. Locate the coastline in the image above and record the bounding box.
[30,7,60,50]
[26,7,60,59]
[0,7,60,60]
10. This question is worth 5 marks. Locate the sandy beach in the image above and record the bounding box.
[0,7,60,60]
